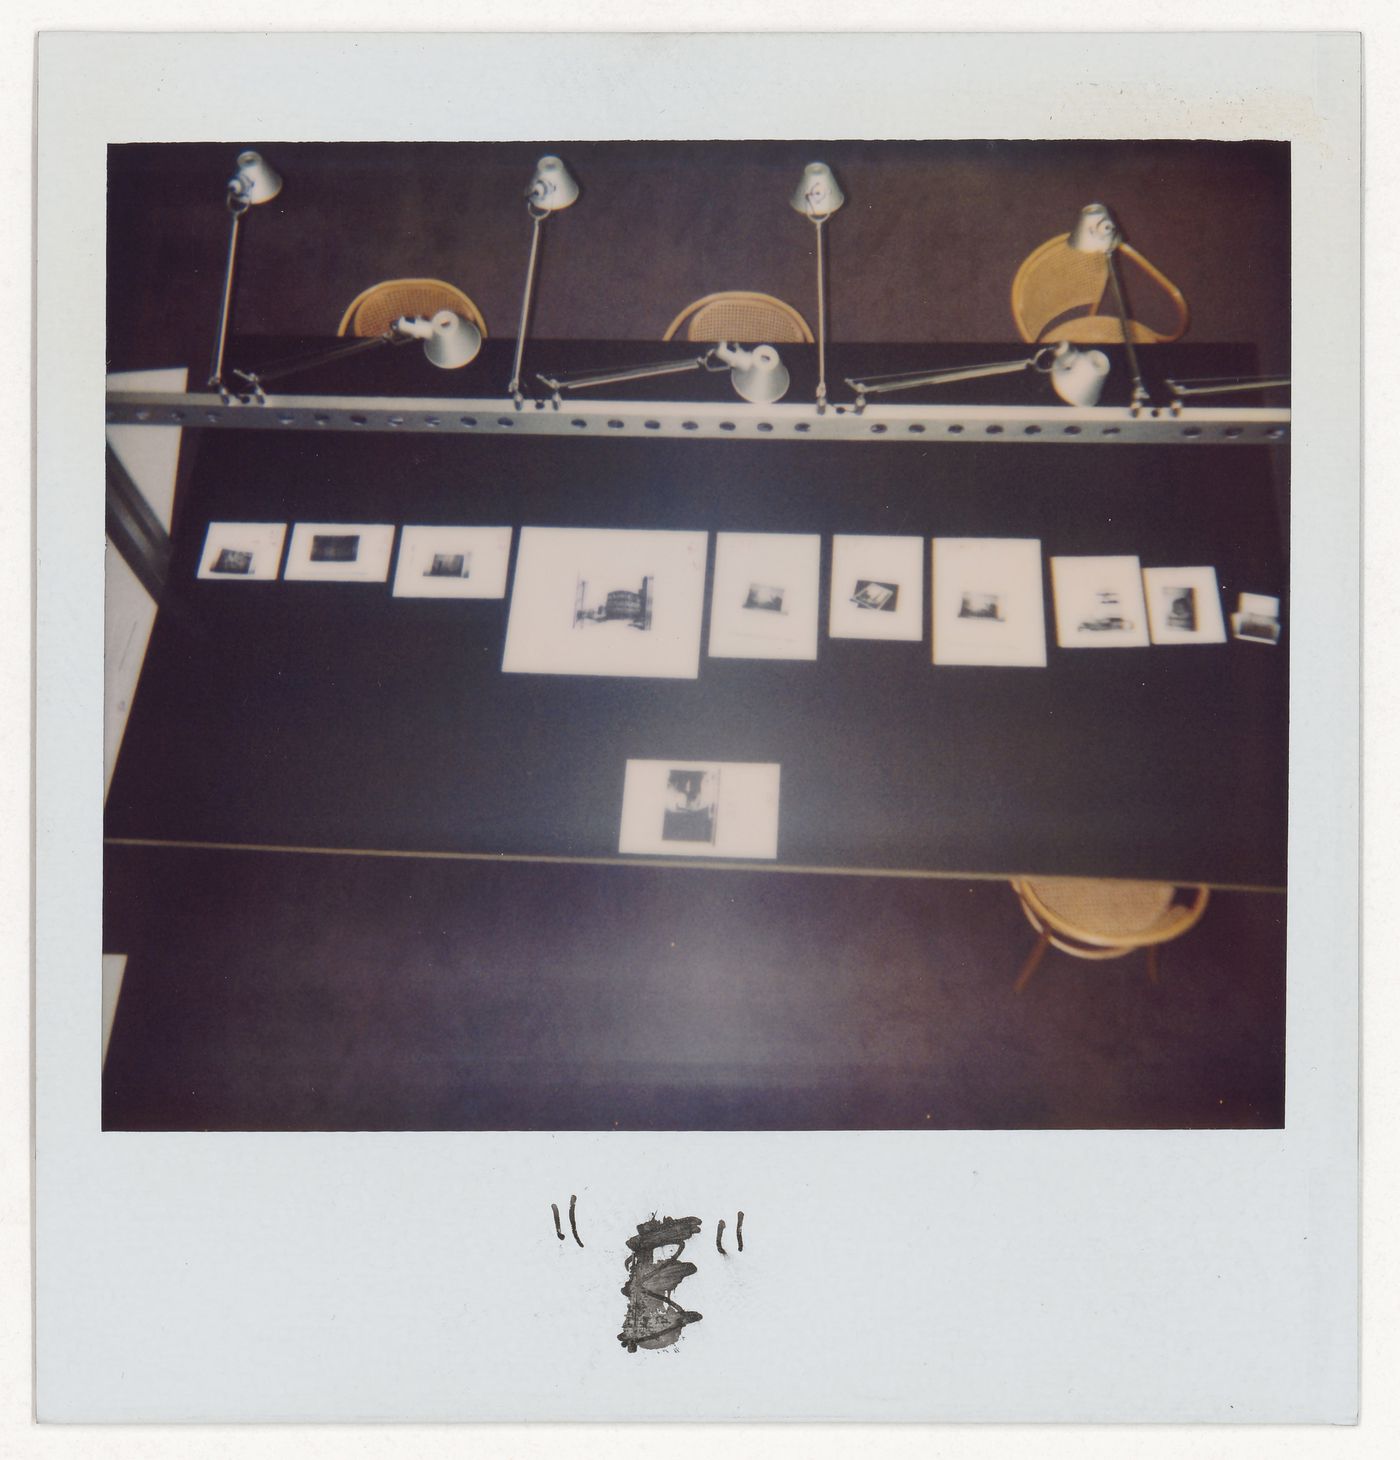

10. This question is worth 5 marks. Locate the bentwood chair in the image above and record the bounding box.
[1010,236,1189,346]
[338,279,488,339]
[663,291,814,345]
[1010,877,1210,993]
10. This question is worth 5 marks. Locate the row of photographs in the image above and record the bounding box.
[197,522,1283,678]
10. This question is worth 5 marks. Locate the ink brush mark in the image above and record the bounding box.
[716,1210,745,1256]
[551,1195,585,1247]
[569,1193,584,1248]
[618,1215,704,1353]
[737,1210,744,1252]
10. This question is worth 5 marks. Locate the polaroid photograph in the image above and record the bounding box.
[618,759,781,860]
[502,527,707,679]
[1142,565,1227,644]
[392,525,512,599]
[1050,554,1151,649]
[829,534,924,642]
[708,532,821,660]
[195,521,287,581]
[1232,591,1282,644]
[931,537,1047,666]
[283,522,396,583]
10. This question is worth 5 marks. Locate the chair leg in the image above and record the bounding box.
[1015,934,1050,994]
[1146,945,1160,985]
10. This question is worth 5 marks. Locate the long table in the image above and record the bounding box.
[106,340,1287,889]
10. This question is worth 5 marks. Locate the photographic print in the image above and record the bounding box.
[1233,593,1283,644]
[1051,554,1152,649]
[1142,565,1227,644]
[195,521,287,581]
[575,575,654,630]
[829,534,924,641]
[284,522,395,583]
[502,527,707,678]
[661,767,719,844]
[619,759,781,860]
[708,532,820,660]
[392,525,513,599]
[931,537,1047,666]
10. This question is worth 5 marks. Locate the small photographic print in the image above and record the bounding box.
[1233,612,1281,644]
[212,548,254,576]
[574,575,654,631]
[932,538,1047,665]
[196,522,287,581]
[285,523,395,582]
[743,582,787,614]
[426,552,469,579]
[619,759,780,859]
[310,533,361,563]
[1078,589,1136,633]
[1141,566,1226,644]
[1164,586,1197,631]
[392,526,512,598]
[830,535,923,642]
[851,580,898,612]
[661,767,720,844]
[958,590,1003,621]
[1051,556,1150,648]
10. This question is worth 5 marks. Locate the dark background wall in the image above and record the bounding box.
[107,139,1290,373]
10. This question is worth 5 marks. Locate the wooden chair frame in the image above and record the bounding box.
[1010,236,1190,346]
[338,278,488,339]
[1011,878,1210,993]
[662,291,814,344]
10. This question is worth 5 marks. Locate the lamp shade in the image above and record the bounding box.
[1068,202,1120,253]
[1049,343,1111,406]
[790,161,844,218]
[229,150,283,206]
[396,311,483,370]
[526,155,579,212]
[714,342,790,404]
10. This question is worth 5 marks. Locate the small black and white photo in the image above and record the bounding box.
[830,534,923,642]
[851,580,898,612]
[958,590,1003,621]
[743,582,786,614]
[211,548,254,576]
[310,533,361,563]
[285,523,396,582]
[426,552,469,579]
[392,526,512,599]
[661,767,720,844]
[619,758,780,859]
[1079,589,1135,633]
[574,575,654,631]
[196,521,287,582]
[1142,566,1227,644]
[1234,613,1281,644]
[1164,586,1197,630]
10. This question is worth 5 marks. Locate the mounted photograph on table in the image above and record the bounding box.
[1141,564,1227,645]
[708,531,821,661]
[931,537,1048,667]
[829,533,924,642]
[195,520,287,581]
[618,759,781,860]
[391,524,512,599]
[283,521,396,583]
[1051,553,1152,649]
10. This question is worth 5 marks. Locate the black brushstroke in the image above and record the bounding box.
[569,1193,584,1248]
[618,1215,703,1353]
[551,1202,565,1241]
[736,1210,745,1252]
[715,1218,727,1255]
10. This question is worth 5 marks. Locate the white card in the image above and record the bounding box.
[1050,554,1151,649]
[829,534,924,642]
[1142,565,1227,644]
[502,527,708,679]
[392,526,512,599]
[931,537,1047,666]
[196,521,287,581]
[708,532,821,661]
[283,523,396,583]
[618,759,781,860]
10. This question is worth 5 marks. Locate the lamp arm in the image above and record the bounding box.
[231,330,412,395]
[537,352,716,396]
[208,201,246,394]
[509,211,545,405]
[845,353,1056,411]
[1105,248,1151,412]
